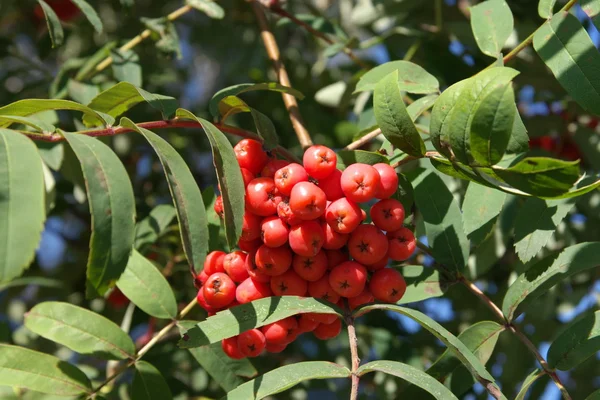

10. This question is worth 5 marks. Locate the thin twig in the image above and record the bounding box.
[458,275,506,323]
[345,310,360,400]
[343,128,381,151]
[251,2,313,149]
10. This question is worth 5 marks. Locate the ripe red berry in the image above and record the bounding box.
[306,312,338,324]
[347,289,374,310]
[313,318,342,340]
[292,250,328,282]
[244,251,271,283]
[238,238,262,253]
[370,199,405,232]
[369,268,407,303]
[223,251,249,283]
[194,270,209,288]
[289,182,327,220]
[261,317,298,344]
[274,163,309,196]
[255,244,292,276]
[203,273,236,308]
[234,139,269,174]
[260,216,290,248]
[237,329,266,357]
[348,224,389,265]
[266,341,288,353]
[303,145,337,179]
[240,167,256,187]
[246,178,282,216]
[317,169,344,201]
[214,195,224,218]
[204,251,226,275]
[222,336,245,359]
[241,212,262,241]
[236,277,273,303]
[373,163,399,199]
[270,269,308,296]
[297,314,320,332]
[329,261,367,298]
[387,227,416,261]
[325,249,349,269]
[366,252,389,271]
[321,221,349,250]
[261,159,290,178]
[288,221,324,257]
[277,199,302,226]
[308,274,341,304]
[196,288,221,313]
[340,163,381,203]
[325,197,362,234]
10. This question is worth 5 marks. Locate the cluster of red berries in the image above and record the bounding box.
[194,139,416,359]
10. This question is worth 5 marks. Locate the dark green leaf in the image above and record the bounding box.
[355,60,439,94]
[462,183,506,245]
[0,99,110,128]
[358,360,459,400]
[141,17,181,57]
[175,110,245,249]
[406,94,438,121]
[63,132,136,297]
[134,204,176,252]
[412,169,470,272]
[117,250,177,319]
[470,0,514,57]
[374,71,426,157]
[394,172,414,213]
[538,0,557,18]
[585,388,600,400]
[506,111,530,154]
[552,176,600,199]
[37,0,64,47]
[179,296,341,348]
[515,369,544,400]
[132,361,173,400]
[0,344,92,395]
[513,198,575,262]
[337,150,389,168]
[430,80,468,160]
[394,265,452,304]
[222,361,351,400]
[24,302,135,360]
[203,186,227,251]
[187,0,225,19]
[121,118,208,274]
[71,0,103,33]
[111,49,142,87]
[533,12,600,116]
[218,96,279,150]
[547,310,600,370]
[502,242,600,321]
[0,130,45,284]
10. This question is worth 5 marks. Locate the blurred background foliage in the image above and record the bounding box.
[0,0,598,399]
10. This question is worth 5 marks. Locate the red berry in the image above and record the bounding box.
[194,270,209,288]
[325,198,362,234]
[204,251,226,275]
[321,221,349,250]
[289,182,327,220]
[223,251,249,283]
[369,268,407,303]
[196,288,221,313]
[261,159,290,178]
[387,227,416,261]
[370,199,405,232]
[270,269,308,296]
[274,163,309,196]
[214,195,224,218]
[222,336,245,359]
[255,244,292,276]
[288,221,324,257]
[317,169,344,201]
[297,314,320,332]
[306,312,338,324]
[347,224,389,265]
[261,317,298,344]
[266,341,288,353]
[366,252,389,271]
[203,273,236,308]
[236,277,273,303]
[325,249,349,269]
[313,318,342,340]
[238,238,262,253]
[292,250,328,282]
[237,329,266,357]
[329,261,367,298]
[234,139,269,174]
[277,199,302,226]
[241,212,262,241]
[244,251,271,283]
[340,163,381,203]
[308,274,341,304]
[240,168,256,187]
[246,178,282,216]
[373,163,398,199]
[260,216,290,248]
[347,289,374,310]
[303,145,337,179]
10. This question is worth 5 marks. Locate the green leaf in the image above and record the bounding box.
[0,130,45,284]
[36,142,64,171]
[218,96,279,150]
[547,310,600,370]
[121,118,208,274]
[175,110,245,249]
[493,157,580,197]
[585,388,600,400]
[506,111,530,154]
[85,82,177,126]
[502,242,600,321]
[141,17,181,57]
[111,48,142,87]
[0,115,55,133]
[470,0,514,57]
[406,94,438,121]
[221,361,351,400]
[337,150,389,168]
[533,12,600,116]
[430,80,468,160]
[134,204,176,252]
[538,0,557,18]
[355,60,440,94]
[179,321,257,392]
[67,79,100,105]
[117,250,177,319]
[37,0,64,47]
[179,296,341,348]
[0,276,64,291]
[515,369,544,400]
[412,169,470,272]
[132,361,173,400]
[470,83,516,165]
[74,42,118,81]
[462,183,506,245]
[354,305,503,398]
[0,344,92,395]
[71,0,103,33]
[24,301,136,360]
[395,265,452,304]
[358,360,459,400]
[0,99,111,128]
[209,83,304,119]
[186,0,225,19]
[513,197,575,262]
[552,176,600,199]
[374,71,426,157]
[63,132,136,297]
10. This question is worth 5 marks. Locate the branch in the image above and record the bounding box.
[345,307,360,400]
[251,2,313,149]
